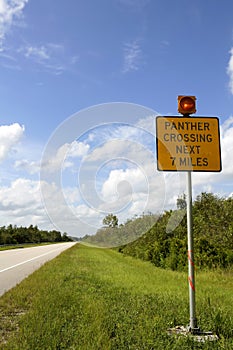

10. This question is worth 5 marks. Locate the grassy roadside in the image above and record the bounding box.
[0,244,232,349]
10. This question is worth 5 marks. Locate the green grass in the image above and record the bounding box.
[0,244,232,349]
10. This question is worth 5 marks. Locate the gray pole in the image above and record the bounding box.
[186,171,198,331]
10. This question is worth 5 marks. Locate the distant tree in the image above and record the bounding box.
[62,232,72,241]
[103,214,118,228]
[0,224,68,246]
[176,194,187,210]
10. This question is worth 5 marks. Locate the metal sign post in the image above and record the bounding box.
[186,170,198,332]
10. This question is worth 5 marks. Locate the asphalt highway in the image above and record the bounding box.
[0,242,77,296]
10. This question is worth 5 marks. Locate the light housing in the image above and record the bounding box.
[178,95,196,115]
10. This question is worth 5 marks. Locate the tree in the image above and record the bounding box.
[103,214,118,228]
[176,193,187,210]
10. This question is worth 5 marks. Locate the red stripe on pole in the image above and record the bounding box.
[187,250,195,267]
[188,276,195,291]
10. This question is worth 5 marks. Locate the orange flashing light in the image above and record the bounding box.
[178,95,196,115]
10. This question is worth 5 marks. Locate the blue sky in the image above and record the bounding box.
[0,0,233,237]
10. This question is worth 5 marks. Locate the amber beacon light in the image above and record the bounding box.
[178,95,196,115]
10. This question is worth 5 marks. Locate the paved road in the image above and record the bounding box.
[0,242,77,296]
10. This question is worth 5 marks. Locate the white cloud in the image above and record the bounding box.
[23,45,50,60]
[0,178,84,232]
[19,43,66,62]
[67,140,90,158]
[220,117,233,175]
[18,43,63,74]
[41,140,89,173]
[40,180,103,235]
[99,166,151,217]
[0,123,24,162]
[14,159,40,174]
[0,0,28,47]
[17,42,79,75]
[11,138,44,175]
[227,48,233,94]
[0,177,47,227]
[101,168,147,202]
[63,187,81,205]
[123,39,142,73]
[0,178,40,209]
[136,114,157,133]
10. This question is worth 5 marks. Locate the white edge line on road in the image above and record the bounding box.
[0,246,69,273]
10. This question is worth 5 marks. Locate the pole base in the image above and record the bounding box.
[167,326,219,343]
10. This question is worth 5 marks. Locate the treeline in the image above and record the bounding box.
[119,193,233,271]
[82,213,159,247]
[0,224,72,245]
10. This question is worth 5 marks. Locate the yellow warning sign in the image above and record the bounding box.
[156,116,221,172]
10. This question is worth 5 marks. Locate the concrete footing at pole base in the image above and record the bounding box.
[167,326,219,343]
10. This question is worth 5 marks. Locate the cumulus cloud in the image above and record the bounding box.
[41,140,90,173]
[67,140,90,158]
[40,180,103,235]
[0,178,89,233]
[136,114,157,132]
[14,159,40,174]
[0,178,40,209]
[0,177,47,227]
[0,123,24,161]
[15,140,90,175]
[101,168,147,202]
[98,166,151,217]
[0,0,28,48]
[219,117,233,176]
